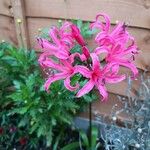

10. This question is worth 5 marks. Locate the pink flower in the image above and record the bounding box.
[94,40,138,78]
[42,53,86,92]
[76,53,125,100]
[37,13,139,101]
[90,13,130,46]
[71,24,90,59]
[37,22,74,60]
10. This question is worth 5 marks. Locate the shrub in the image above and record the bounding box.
[0,42,86,149]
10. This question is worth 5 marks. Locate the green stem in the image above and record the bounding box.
[89,102,92,149]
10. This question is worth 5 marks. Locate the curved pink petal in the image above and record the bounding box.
[110,64,120,75]
[70,53,86,63]
[38,53,48,66]
[76,79,94,97]
[111,44,123,54]
[119,62,138,78]
[41,59,66,71]
[96,84,108,101]
[37,38,58,51]
[110,23,129,44]
[111,23,125,37]
[90,53,101,71]
[49,27,61,45]
[102,63,118,75]
[60,22,72,31]
[117,60,138,78]
[37,38,70,59]
[95,32,114,46]
[105,75,126,83]
[60,59,73,70]
[61,36,74,48]
[90,13,110,32]
[44,73,67,92]
[75,65,91,78]
[94,46,109,55]
[60,22,75,48]
[55,49,70,59]
[128,36,135,46]
[64,74,79,91]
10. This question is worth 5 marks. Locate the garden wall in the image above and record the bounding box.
[0,0,150,120]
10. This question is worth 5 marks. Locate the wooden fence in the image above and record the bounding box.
[0,0,150,121]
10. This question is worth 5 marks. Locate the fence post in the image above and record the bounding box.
[11,0,29,49]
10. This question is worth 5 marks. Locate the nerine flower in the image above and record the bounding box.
[38,13,138,101]
[37,22,74,60]
[42,53,86,92]
[94,39,138,78]
[91,13,138,78]
[90,13,130,46]
[76,53,125,100]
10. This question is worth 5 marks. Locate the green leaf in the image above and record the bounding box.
[0,50,4,57]
[83,95,93,102]
[91,126,98,149]
[77,19,83,29]
[46,127,52,147]
[13,80,21,89]
[30,122,39,134]
[7,93,21,101]
[80,130,89,147]
[61,142,80,150]
[37,127,43,137]
[18,117,28,127]
[71,74,81,85]
[53,131,62,150]
[19,107,29,114]
[10,107,29,115]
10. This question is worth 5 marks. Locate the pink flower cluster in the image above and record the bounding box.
[37,13,138,101]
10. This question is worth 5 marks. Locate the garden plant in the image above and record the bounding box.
[1,13,148,150]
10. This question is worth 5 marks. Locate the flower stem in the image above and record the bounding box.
[89,101,92,149]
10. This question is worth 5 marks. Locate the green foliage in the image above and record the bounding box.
[80,126,100,150]
[0,42,85,149]
[62,126,100,150]
[61,142,80,150]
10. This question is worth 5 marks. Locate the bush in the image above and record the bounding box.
[0,42,87,149]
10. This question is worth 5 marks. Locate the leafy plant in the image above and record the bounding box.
[62,126,100,150]
[0,42,86,149]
